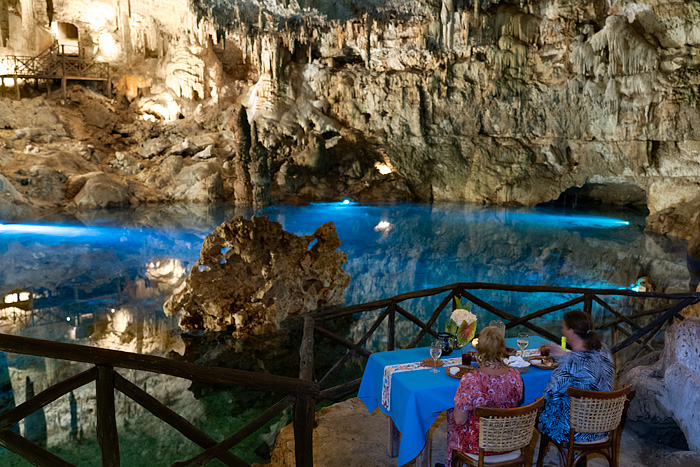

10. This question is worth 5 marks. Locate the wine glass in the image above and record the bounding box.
[429,341,442,373]
[517,332,529,358]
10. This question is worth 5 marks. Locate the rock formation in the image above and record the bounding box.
[620,318,700,452]
[1,0,700,261]
[163,215,350,336]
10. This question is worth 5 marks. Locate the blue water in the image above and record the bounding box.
[0,201,692,465]
[0,202,691,344]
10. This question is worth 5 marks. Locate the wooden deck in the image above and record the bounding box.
[0,282,697,466]
[0,43,111,99]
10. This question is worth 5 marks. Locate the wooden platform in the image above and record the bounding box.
[0,43,111,99]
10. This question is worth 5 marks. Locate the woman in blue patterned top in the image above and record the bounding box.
[538,309,615,444]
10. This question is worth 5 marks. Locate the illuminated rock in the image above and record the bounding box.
[621,318,700,452]
[70,172,129,209]
[164,216,349,335]
[2,0,700,245]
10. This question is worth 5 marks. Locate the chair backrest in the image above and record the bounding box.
[566,385,632,434]
[475,397,545,452]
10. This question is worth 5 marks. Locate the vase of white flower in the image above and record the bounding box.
[445,301,477,347]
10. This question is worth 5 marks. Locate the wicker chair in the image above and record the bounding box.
[452,397,544,467]
[536,385,634,467]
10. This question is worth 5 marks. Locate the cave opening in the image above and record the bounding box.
[541,182,649,214]
[56,21,79,54]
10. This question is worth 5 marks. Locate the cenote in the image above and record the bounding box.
[0,202,693,465]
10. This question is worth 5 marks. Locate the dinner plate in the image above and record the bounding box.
[526,355,559,370]
[445,365,475,379]
[422,358,444,367]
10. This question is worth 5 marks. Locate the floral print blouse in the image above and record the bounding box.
[445,368,524,467]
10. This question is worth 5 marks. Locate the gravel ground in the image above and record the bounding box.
[261,398,700,467]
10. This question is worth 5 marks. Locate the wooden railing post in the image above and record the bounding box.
[294,316,315,467]
[96,365,119,467]
[61,52,66,101]
[584,294,593,316]
[387,304,395,351]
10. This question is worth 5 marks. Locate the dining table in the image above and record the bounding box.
[357,335,554,466]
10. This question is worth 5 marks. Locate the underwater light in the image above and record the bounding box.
[374,221,391,231]
[522,214,630,229]
[342,199,350,205]
[0,223,104,237]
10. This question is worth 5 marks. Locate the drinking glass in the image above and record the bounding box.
[462,350,473,366]
[429,341,442,373]
[517,332,529,358]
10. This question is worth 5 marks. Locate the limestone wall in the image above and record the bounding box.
[1,0,699,253]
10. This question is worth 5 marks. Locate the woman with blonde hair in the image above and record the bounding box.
[443,326,524,467]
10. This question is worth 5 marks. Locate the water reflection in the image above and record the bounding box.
[0,202,692,463]
[0,202,691,343]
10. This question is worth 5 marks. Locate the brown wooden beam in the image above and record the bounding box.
[387,304,395,351]
[0,367,97,429]
[407,290,454,348]
[505,296,584,329]
[318,305,391,387]
[293,394,315,467]
[611,298,697,353]
[312,283,700,321]
[395,305,439,348]
[0,333,319,396]
[96,365,119,467]
[172,395,295,467]
[593,295,642,331]
[0,428,74,466]
[457,289,560,343]
[314,326,372,359]
[113,373,245,467]
[318,378,362,400]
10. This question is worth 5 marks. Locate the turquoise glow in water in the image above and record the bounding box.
[0,202,692,465]
[0,202,690,342]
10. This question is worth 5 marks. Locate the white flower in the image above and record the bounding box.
[450,308,476,327]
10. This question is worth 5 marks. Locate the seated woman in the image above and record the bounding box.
[538,309,615,444]
[444,326,524,467]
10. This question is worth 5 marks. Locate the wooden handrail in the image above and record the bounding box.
[0,282,698,467]
[0,367,97,429]
[312,282,700,320]
[113,373,245,466]
[0,333,319,396]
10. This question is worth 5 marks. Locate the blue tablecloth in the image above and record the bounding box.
[357,336,553,466]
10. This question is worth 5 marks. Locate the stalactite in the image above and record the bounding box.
[441,0,455,50]
[0,0,9,48]
[364,13,372,68]
[250,122,271,208]
[45,0,53,25]
[233,105,253,205]
[604,77,619,115]
[571,36,595,76]
[590,15,658,77]
[496,10,538,44]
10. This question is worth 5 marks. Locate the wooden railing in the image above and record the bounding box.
[0,282,698,465]
[0,42,111,99]
[308,283,700,421]
[0,333,319,467]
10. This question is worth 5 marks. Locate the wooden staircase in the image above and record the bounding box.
[0,42,111,99]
